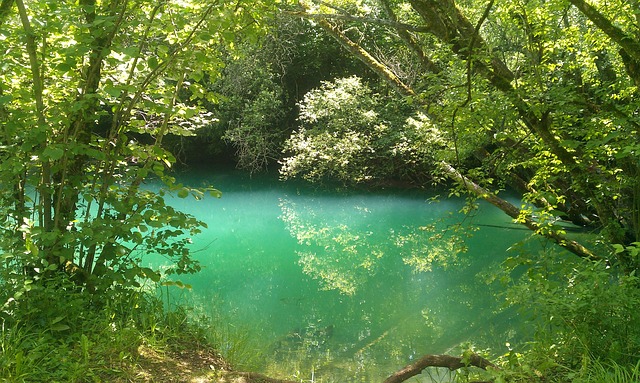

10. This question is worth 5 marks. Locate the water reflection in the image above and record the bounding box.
[279,195,471,296]
[266,193,500,381]
[168,170,528,381]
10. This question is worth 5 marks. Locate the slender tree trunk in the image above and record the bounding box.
[15,0,54,245]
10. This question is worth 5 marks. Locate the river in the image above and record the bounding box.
[151,167,532,382]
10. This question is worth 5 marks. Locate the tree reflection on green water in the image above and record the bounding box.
[169,170,528,381]
[279,196,471,296]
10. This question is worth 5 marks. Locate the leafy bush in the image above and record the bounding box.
[280,76,447,185]
[500,248,640,381]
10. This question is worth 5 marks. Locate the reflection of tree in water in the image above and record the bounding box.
[267,311,465,382]
[275,197,513,381]
[279,198,381,295]
[278,197,470,295]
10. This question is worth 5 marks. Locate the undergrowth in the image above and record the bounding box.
[0,275,222,382]
[480,246,640,383]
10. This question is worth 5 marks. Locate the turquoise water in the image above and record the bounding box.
[154,168,530,381]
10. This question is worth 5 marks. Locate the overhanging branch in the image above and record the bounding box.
[567,0,640,64]
[285,10,430,33]
[440,161,601,262]
[312,16,417,99]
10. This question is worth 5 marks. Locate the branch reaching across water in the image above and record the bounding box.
[383,353,496,383]
[439,161,601,262]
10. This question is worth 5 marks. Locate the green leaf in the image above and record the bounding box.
[503,257,521,269]
[104,84,122,98]
[51,316,65,325]
[50,317,69,332]
[612,244,625,254]
[50,323,71,332]
[141,267,161,282]
[42,146,65,161]
[0,94,13,104]
[177,188,189,198]
[148,56,159,69]
[190,69,204,82]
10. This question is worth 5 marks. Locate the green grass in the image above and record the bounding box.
[0,278,225,382]
[571,358,640,383]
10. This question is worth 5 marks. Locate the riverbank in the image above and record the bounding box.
[120,334,296,383]
[0,285,296,383]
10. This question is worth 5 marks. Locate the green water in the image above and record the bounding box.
[157,168,531,381]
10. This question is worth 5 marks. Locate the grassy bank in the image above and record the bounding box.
[0,276,295,383]
[1,281,215,382]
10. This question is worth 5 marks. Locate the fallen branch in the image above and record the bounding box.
[383,353,496,383]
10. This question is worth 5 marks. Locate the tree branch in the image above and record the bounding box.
[567,0,640,64]
[568,0,640,86]
[286,9,430,33]
[311,16,417,99]
[377,0,440,73]
[383,353,495,383]
[440,161,601,262]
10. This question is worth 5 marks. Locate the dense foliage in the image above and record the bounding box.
[280,76,443,184]
[0,0,272,380]
[287,0,640,254]
[169,14,372,171]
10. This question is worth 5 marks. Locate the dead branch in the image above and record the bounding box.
[383,353,496,383]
